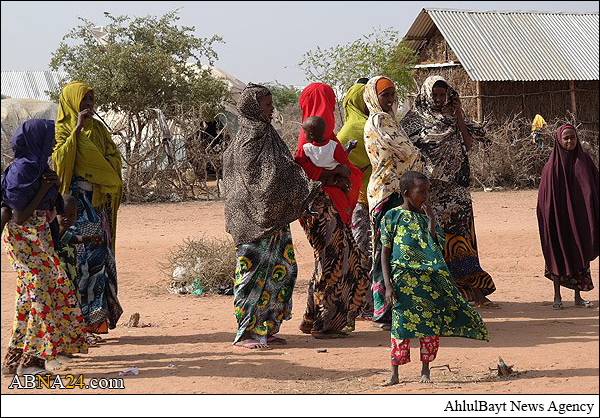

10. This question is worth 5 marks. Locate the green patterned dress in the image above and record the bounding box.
[380,208,488,341]
[233,225,297,344]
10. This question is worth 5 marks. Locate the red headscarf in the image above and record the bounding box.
[294,83,362,223]
[537,124,599,277]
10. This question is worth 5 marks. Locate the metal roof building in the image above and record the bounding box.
[403,8,599,126]
[1,70,69,101]
[405,8,599,82]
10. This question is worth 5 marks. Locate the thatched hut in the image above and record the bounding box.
[403,8,599,130]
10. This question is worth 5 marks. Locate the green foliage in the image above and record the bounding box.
[262,82,302,110]
[49,10,230,120]
[298,28,418,98]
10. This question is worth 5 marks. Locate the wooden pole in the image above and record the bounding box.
[475,81,483,122]
[569,80,578,120]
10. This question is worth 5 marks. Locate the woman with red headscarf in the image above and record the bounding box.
[294,82,368,338]
[537,124,598,310]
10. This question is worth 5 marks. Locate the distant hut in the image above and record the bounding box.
[403,8,599,130]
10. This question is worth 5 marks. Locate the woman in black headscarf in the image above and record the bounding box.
[223,83,321,349]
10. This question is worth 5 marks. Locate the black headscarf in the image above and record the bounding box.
[223,83,321,245]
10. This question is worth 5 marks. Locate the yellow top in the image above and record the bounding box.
[52,81,122,250]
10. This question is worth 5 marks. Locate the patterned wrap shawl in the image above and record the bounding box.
[338,83,371,205]
[1,119,58,211]
[52,81,122,250]
[401,75,489,187]
[223,83,321,245]
[537,124,599,276]
[363,76,422,211]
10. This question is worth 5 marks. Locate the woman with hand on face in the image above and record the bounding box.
[52,81,123,344]
[401,76,497,309]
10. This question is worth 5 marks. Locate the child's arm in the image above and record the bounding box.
[381,245,395,306]
[1,206,12,232]
[422,201,439,246]
[65,233,104,245]
[12,170,59,224]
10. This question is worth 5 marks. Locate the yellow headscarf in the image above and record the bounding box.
[52,81,123,250]
[338,83,371,205]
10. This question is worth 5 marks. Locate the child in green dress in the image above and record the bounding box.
[381,171,489,385]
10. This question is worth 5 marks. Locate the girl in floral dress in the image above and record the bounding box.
[1,119,88,376]
[380,171,488,385]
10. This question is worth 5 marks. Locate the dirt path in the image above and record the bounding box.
[1,190,598,394]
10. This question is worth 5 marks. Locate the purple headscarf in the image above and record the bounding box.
[1,119,58,211]
[537,124,599,276]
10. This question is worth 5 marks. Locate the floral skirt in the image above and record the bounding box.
[2,213,88,361]
[233,225,297,344]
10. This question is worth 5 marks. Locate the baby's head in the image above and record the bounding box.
[302,116,327,144]
[400,171,431,209]
[57,194,78,229]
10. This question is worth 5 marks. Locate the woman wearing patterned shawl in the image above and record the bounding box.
[363,76,423,329]
[223,83,321,349]
[294,82,369,338]
[52,81,123,342]
[1,119,88,376]
[338,81,373,319]
[400,75,497,308]
[537,124,598,310]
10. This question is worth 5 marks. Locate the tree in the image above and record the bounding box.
[49,10,232,201]
[298,28,418,99]
[262,82,302,111]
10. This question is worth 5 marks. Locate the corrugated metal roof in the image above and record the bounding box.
[1,70,69,101]
[403,8,599,81]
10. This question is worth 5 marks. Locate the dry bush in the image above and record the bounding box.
[274,102,303,153]
[105,107,232,203]
[161,235,236,295]
[470,113,599,190]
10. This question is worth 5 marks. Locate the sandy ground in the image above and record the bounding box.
[0,190,598,395]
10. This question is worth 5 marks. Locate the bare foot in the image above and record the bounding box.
[56,355,73,364]
[382,376,399,386]
[420,363,432,383]
[45,359,64,371]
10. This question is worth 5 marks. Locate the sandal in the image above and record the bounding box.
[553,301,564,310]
[235,339,270,350]
[575,300,594,308]
[475,301,501,309]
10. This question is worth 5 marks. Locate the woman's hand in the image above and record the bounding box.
[333,164,351,179]
[41,169,60,190]
[452,96,463,118]
[76,108,94,130]
[83,234,104,245]
[334,177,351,195]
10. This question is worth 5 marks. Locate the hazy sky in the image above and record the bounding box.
[2,1,598,86]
